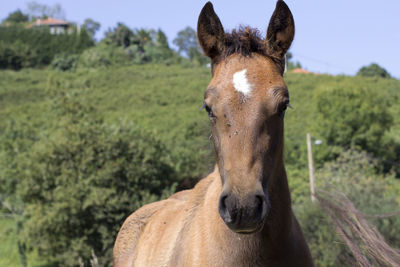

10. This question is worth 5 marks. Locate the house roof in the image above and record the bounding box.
[291,68,313,74]
[27,17,69,28]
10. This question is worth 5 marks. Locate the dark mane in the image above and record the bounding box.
[223,26,267,58]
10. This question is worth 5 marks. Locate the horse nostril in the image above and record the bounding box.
[219,194,227,210]
[218,194,230,223]
[219,193,238,224]
[255,195,268,220]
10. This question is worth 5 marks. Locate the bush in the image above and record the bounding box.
[357,63,391,78]
[0,26,93,69]
[295,150,400,266]
[0,41,38,70]
[102,25,187,66]
[16,88,177,266]
[78,43,130,68]
[0,119,41,202]
[51,53,79,71]
[316,150,400,248]
[313,84,393,159]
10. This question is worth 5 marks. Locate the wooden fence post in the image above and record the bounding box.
[307,133,316,202]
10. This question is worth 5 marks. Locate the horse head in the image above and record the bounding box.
[198,0,294,234]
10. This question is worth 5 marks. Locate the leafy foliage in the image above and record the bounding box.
[77,43,128,68]
[0,40,38,70]
[295,150,400,266]
[0,64,399,266]
[285,51,301,71]
[82,18,101,40]
[25,1,66,20]
[51,53,79,71]
[312,82,400,174]
[105,23,135,48]
[173,26,198,57]
[357,63,391,78]
[0,26,94,69]
[173,26,209,66]
[2,10,29,24]
[16,87,177,266]
[100,25,183,65]
[314,85,392,152]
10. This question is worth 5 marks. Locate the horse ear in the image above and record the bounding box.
[197,2,225,59]
[265,0,295,60]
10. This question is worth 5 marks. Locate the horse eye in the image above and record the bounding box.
[279,100,290,116]
[201,103,216,119]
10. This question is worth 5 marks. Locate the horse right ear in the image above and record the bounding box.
[265,0,294,60]
[197,2,225,59]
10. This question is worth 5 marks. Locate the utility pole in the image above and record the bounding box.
[306,133,316,202]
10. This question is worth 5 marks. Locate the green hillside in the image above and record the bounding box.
[1,65,400,197]
[2,65,399,162]
[1,64,399,266]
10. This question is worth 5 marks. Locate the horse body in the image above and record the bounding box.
[115,166,312,266]
[114,1,314,266]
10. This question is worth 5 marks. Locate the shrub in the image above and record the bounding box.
[0,41,38,70]
[104,23,134,48]
[143,44,176,64]
[51,53,79,71]
[0,26,93,69]
[16,89,177,266]
[357,63,391,78]
[78,43,130,68]
[313,85,393,159]
[316,150,400,248]
[0,119,40,201]
[295,150,400,266]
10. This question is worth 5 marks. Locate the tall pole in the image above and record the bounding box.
[307,133,316,202]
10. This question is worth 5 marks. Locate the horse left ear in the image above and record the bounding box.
[265,0,295,60]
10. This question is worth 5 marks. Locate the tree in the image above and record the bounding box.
[133,29,152,47]
[173,26,199,58]
[313,84,393,160]
[0,26,93,69]
[155,29,169,48]
[2,10,29,24]
[17,87,177,266]
[25,1,65,20]
[173,26,208,65]
[82,18,100,40]
[286,50,301,71]
[104,23,134,48]
[357,63,391,78]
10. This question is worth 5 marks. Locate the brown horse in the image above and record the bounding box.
[114,1,314,266]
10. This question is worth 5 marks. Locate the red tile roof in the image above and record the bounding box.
[291,68,312,74]
[27,18,69,28]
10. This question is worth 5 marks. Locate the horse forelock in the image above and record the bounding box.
[224,27,266,58]
[216,27,285,74]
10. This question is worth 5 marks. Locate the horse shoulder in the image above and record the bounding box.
[113,172,217,267]
[168,189,192,201]
[113,189,198,266]
[113,199,173,267]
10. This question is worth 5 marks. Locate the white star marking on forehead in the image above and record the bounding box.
[233,69,252,96]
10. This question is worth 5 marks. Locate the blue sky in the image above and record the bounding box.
[1,0,400,78]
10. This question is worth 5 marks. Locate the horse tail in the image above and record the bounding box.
[315,189,400,267]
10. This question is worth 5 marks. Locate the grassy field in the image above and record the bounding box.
[1,64,400,265]
[0,217,20,266]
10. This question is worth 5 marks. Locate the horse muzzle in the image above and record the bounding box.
[218,191,269,234]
